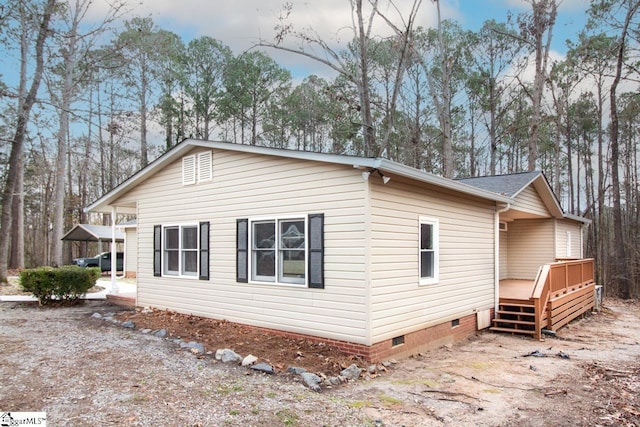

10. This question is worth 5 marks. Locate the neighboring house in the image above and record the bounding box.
[87,139,594,361]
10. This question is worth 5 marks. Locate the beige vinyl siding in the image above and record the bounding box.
[511,186,551,217]
[507,219,555,279]
[555,219,583,259]
[113,148,370,344]
[368,178,496,342]
[499,229,508,280]
[124,228,137,274]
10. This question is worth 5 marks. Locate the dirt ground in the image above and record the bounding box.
[1,296,639,426]
[114,306,365,376]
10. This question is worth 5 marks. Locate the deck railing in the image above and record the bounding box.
[529,258,595,339]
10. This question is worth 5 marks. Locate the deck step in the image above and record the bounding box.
[492,319,535,326]
[498,302,535,308]
[490,326,536,335]
[496,310,535,316]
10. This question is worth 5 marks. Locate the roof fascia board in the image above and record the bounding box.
[563,213,592,225]
[187,139,381,169]
[86,140,197,213]
[378,160,512,203]
[86,139,510,212]
[530,175,564,217]
[509,172,541,199]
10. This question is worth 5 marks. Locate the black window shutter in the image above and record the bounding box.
[153,225,162,277]
[236,219,248,283]
[308,213,324,289]
[199,221,210,280]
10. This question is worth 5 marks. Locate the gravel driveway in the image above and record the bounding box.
[2,299,639,426]
[0,301,366,426]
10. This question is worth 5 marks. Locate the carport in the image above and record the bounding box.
[62,224,124,256]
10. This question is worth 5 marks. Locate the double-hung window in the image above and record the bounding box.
[419,217,439,285]
[251,218,306,284]
[154,222,210,279]
[236,214,324,288]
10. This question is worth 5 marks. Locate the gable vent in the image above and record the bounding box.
[198,151,213,182]
[182,155,196,185]
[499,221,508,232]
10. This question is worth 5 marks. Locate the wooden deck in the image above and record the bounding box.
[499,279,535,300]
[492,259,596,339]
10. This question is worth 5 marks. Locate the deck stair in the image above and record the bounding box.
[491,301,536,335]
[492,259,595,340]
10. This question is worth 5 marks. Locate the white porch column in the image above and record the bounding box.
[111,206,119,294]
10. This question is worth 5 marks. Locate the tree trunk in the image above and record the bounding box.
[609,1,639,299]
[9,156,24,269]
[527,0,557,172]
[140,68,149,167]
[489,78,497,175]
[0,0,56,282]
[355,0,376,157]
[51,19,79,268]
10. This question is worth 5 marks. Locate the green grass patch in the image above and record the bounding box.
[275,409,299,426]
[378,394,403,407]
[392,378,440,388]
[348,400,373,409]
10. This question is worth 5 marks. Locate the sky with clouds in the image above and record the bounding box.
[91,0,592,78]
[0,0,593,86]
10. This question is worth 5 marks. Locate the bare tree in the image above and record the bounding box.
[0,0,56,283]
[260,0,422,157]
[48,0,125,267]
[518,0,557,172]
[606,0,640,299]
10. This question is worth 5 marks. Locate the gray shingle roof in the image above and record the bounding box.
[456,171,542,198]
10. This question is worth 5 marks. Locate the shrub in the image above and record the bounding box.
[20,266,100,305]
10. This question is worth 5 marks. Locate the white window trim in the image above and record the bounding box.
[419,216,439,286]
[248,215,308,287]
[162,223,199,279]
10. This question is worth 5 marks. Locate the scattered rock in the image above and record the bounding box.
[287,366,306,375]
[242,354,258,366]
[91,312,102,319]
[250,362,275,374]
[180,341,204,354]
[367,365,378,374]
[300,372,322,392]
[141,307,153,314]
[103,316,114,322]
[326,376,346,385]
[339,364,362,380]
[122,320,135,329]
[215,349,242,364]
[141,329,151,334]
[111,319,120,324]
[154,329,167,338]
